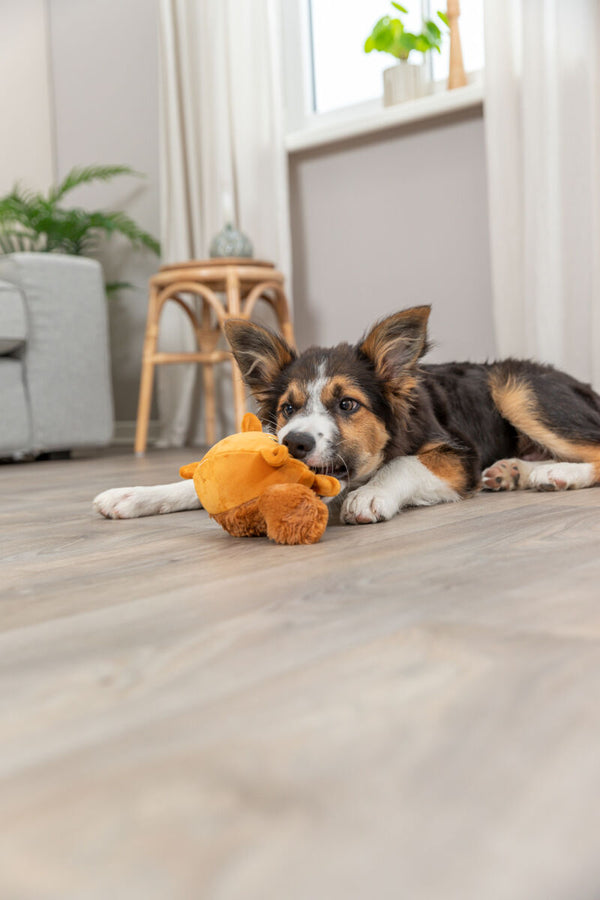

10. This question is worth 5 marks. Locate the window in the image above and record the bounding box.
[284,0,485,131]
[310,0,425,114]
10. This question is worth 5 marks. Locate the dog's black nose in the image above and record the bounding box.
[283,431,315,460]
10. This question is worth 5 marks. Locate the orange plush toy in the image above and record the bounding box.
[180,413,340,545]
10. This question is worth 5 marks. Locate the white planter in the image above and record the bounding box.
[383,61,426,107]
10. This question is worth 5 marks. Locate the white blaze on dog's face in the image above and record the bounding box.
[276,363,339,471]
[224,308,431,489]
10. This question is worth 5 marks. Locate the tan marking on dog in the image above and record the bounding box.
[417,443,470,495]
[338,408,389,480]
[388,375,418,408]
[489,372,600,481]
[320,377,371,409]
[276,381,309,429]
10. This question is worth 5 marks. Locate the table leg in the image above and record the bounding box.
[200,298,218,446]
[134,283,160,455]
[226,269,248,427]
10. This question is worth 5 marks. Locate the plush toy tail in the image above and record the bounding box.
[179,461,201,479]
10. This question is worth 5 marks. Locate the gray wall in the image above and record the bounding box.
[48,0,161,424]
[0,0,54,195]
[288,107,495,363]
[1,0,161,426]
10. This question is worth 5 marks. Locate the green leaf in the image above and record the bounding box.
[397,31,419,53]
[437,11,449,27]
[88,210,161,255]
[50,165,143,202]
[390,2,408,12]
[105,281,136,295]
[0,163,160,281]
[424,20,441,41]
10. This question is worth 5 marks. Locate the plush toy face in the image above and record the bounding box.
[180,413,340,516]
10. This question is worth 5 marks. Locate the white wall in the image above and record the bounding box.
[289,109,495,363]
[0,0,54,194]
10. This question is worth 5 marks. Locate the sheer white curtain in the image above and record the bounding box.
[484,0,600,388]
[156,0,292,446]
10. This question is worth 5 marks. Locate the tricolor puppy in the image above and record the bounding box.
[94,306,600,524]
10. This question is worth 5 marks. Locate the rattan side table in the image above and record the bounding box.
[134,259,294,455]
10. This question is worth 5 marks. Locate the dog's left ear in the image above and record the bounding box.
[359,306,430,380]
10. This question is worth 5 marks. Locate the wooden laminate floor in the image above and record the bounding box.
[2,447,600,900]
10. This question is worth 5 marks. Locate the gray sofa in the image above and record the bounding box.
[0,253,114,457]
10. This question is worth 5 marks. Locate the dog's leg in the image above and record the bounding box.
[93,480,201,519]
[487,365,600,491]
[341,456,461,525]
[482,458,596,492]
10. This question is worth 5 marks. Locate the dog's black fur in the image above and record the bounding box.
[225,306,600,497]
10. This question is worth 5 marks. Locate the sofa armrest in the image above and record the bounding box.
[0,253,114,450]
[0,280,27,355]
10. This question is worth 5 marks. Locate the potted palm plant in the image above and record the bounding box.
[0,164,160,292]
[364,2,448,106]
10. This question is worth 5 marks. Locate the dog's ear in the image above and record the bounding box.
[224,319,296,398]
[358,306,430,380]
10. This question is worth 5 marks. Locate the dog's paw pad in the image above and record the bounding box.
[481,459,524,491]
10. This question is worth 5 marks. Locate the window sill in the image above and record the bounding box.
[285,81,484,155]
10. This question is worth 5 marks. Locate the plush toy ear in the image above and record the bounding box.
[312,474,341,497]
[241,412,263,433]
[260,444,289,467]
[179,461,200,479]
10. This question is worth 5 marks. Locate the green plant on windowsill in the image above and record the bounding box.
[0,164,160,294]
[364,2,448,62]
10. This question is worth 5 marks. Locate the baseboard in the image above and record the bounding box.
[112,420,160,446]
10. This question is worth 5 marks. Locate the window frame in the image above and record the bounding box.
[281,0,485,151]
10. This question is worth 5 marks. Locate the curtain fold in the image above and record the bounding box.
[157,0,292,446]
[484,0,600,388]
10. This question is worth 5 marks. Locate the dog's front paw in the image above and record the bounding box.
[340,485,398,525]
[93,487,153,519]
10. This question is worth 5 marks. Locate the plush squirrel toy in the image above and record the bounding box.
[180,413,341,545]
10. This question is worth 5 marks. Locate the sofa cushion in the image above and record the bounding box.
[0,280,27,355]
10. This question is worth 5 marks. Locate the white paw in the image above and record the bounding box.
[340,485,399,525]
[93,487,154,519]
[93,481,202,519]
[528,462,594,491]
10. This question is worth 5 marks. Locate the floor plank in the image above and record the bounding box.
[1,449,600,900]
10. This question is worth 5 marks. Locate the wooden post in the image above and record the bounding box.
[447,0,467,90]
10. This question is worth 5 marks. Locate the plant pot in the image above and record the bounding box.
[383,61,426,107]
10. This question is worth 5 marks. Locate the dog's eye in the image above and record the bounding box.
[281,403,295,419]
[339,398,360,413]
